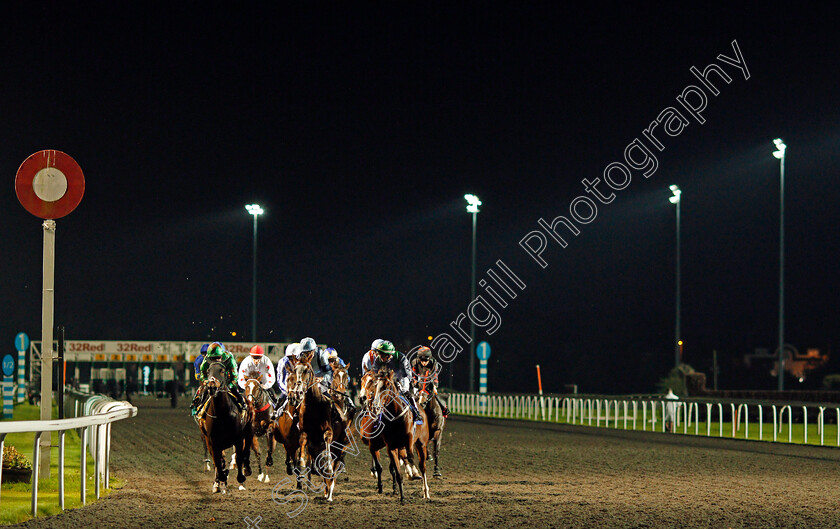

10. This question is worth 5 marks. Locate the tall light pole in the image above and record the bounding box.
[465,194,481,393]
[669,185,682,368]
[773,139,787,391]
[245,204,263,342]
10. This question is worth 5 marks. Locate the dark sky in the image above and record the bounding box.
[3,3,839,394]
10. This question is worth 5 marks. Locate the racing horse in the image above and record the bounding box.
[328,363,356,481]
[291,360,339,501]
[241,377,274,483]
[197,361,253,493]
[414,363,446,478]
[265,376,302,486]
[368,366,430,502]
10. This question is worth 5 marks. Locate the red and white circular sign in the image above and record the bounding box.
[15,150,85,219]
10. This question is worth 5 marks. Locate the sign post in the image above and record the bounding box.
[476,341,491,413]
[2,354,14,419]
[15,332,29,403]
[16,149,85,478]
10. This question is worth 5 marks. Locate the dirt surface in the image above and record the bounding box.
[10,396,840,529]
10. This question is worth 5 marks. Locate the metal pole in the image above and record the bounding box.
[40,220,56,478]
[778,154,785,391]
[251,214,258,342]
[675,198,681,368]
[469,211,477,393]
[57,325,65,419]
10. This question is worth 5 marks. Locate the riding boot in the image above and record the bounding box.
[404,392,423,425]
[436,395,450,417]
[346,396,357,420]
[230,385,247,414]
[272,393,286,420]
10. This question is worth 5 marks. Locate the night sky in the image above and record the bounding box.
[3,4,839,394]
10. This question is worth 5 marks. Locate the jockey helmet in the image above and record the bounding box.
[200,343,209,354]
[375,340,395,355]
[325,347,338,360]
[371,338,384,350]
[299,337,317,354]
[285,342,301,357]
[417,346,432,360]
[250,345,264,357]
[206,342,225,357]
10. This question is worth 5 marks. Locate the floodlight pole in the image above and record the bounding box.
[469,208,477,393]
[773,140,786,391]
[464,194,481,393]
[251,213,258,342]
[669,186,682,368]
[246,205,263,342]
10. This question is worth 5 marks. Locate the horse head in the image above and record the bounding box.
[290,360,314,407]
[244,378,261,407]
[330,363,349,404]
[205,361,227,395]
[371,366,397,412]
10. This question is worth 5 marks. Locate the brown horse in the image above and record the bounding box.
[291,360,339,501]
[414,364,446,478]
[368,366,430,502]
[197,361,253,494]
[358,370,389,493]
[265,381,302,486]
[327,363,356,481]
[243,378,274,483]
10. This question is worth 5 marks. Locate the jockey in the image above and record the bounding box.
[361,338,385,375]
[325,347,346,368]
[325,347,357,416]
[196,342,246,413]
[189,343,209,416]
[410,346,449,417]
[366,340,423,425]
[273,342,301,419]
[238,345,279,408]
[298,337,333,385]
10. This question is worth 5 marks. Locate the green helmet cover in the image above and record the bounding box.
[375,340,396,355]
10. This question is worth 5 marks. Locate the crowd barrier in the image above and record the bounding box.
[0,389,137,516]
[448,392,840,447]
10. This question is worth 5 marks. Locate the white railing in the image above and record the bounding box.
[0,392,136,516]
[448,392,840,448]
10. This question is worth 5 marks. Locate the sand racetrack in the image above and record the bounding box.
[9,396,840,529]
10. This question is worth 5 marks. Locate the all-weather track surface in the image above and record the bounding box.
[10,396,840,529]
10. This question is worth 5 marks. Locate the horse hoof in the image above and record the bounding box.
[434,472,442,479]
[239,485,246,491]
[264,475,270,483]
[244,467,252,477]
[212,482,219,493]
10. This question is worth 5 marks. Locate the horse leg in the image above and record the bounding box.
[388,448,404,503]
[321,428,336,502]
[433,431,442,478]
[371,448,383,494]
[415,437,430,499]
[202,434,212,472]
[253,434,267,482]
[266,430,275,468]
[242,434,253,479]
[212,443,227,494]
[297,434,308,490]
[235,438,247,486]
